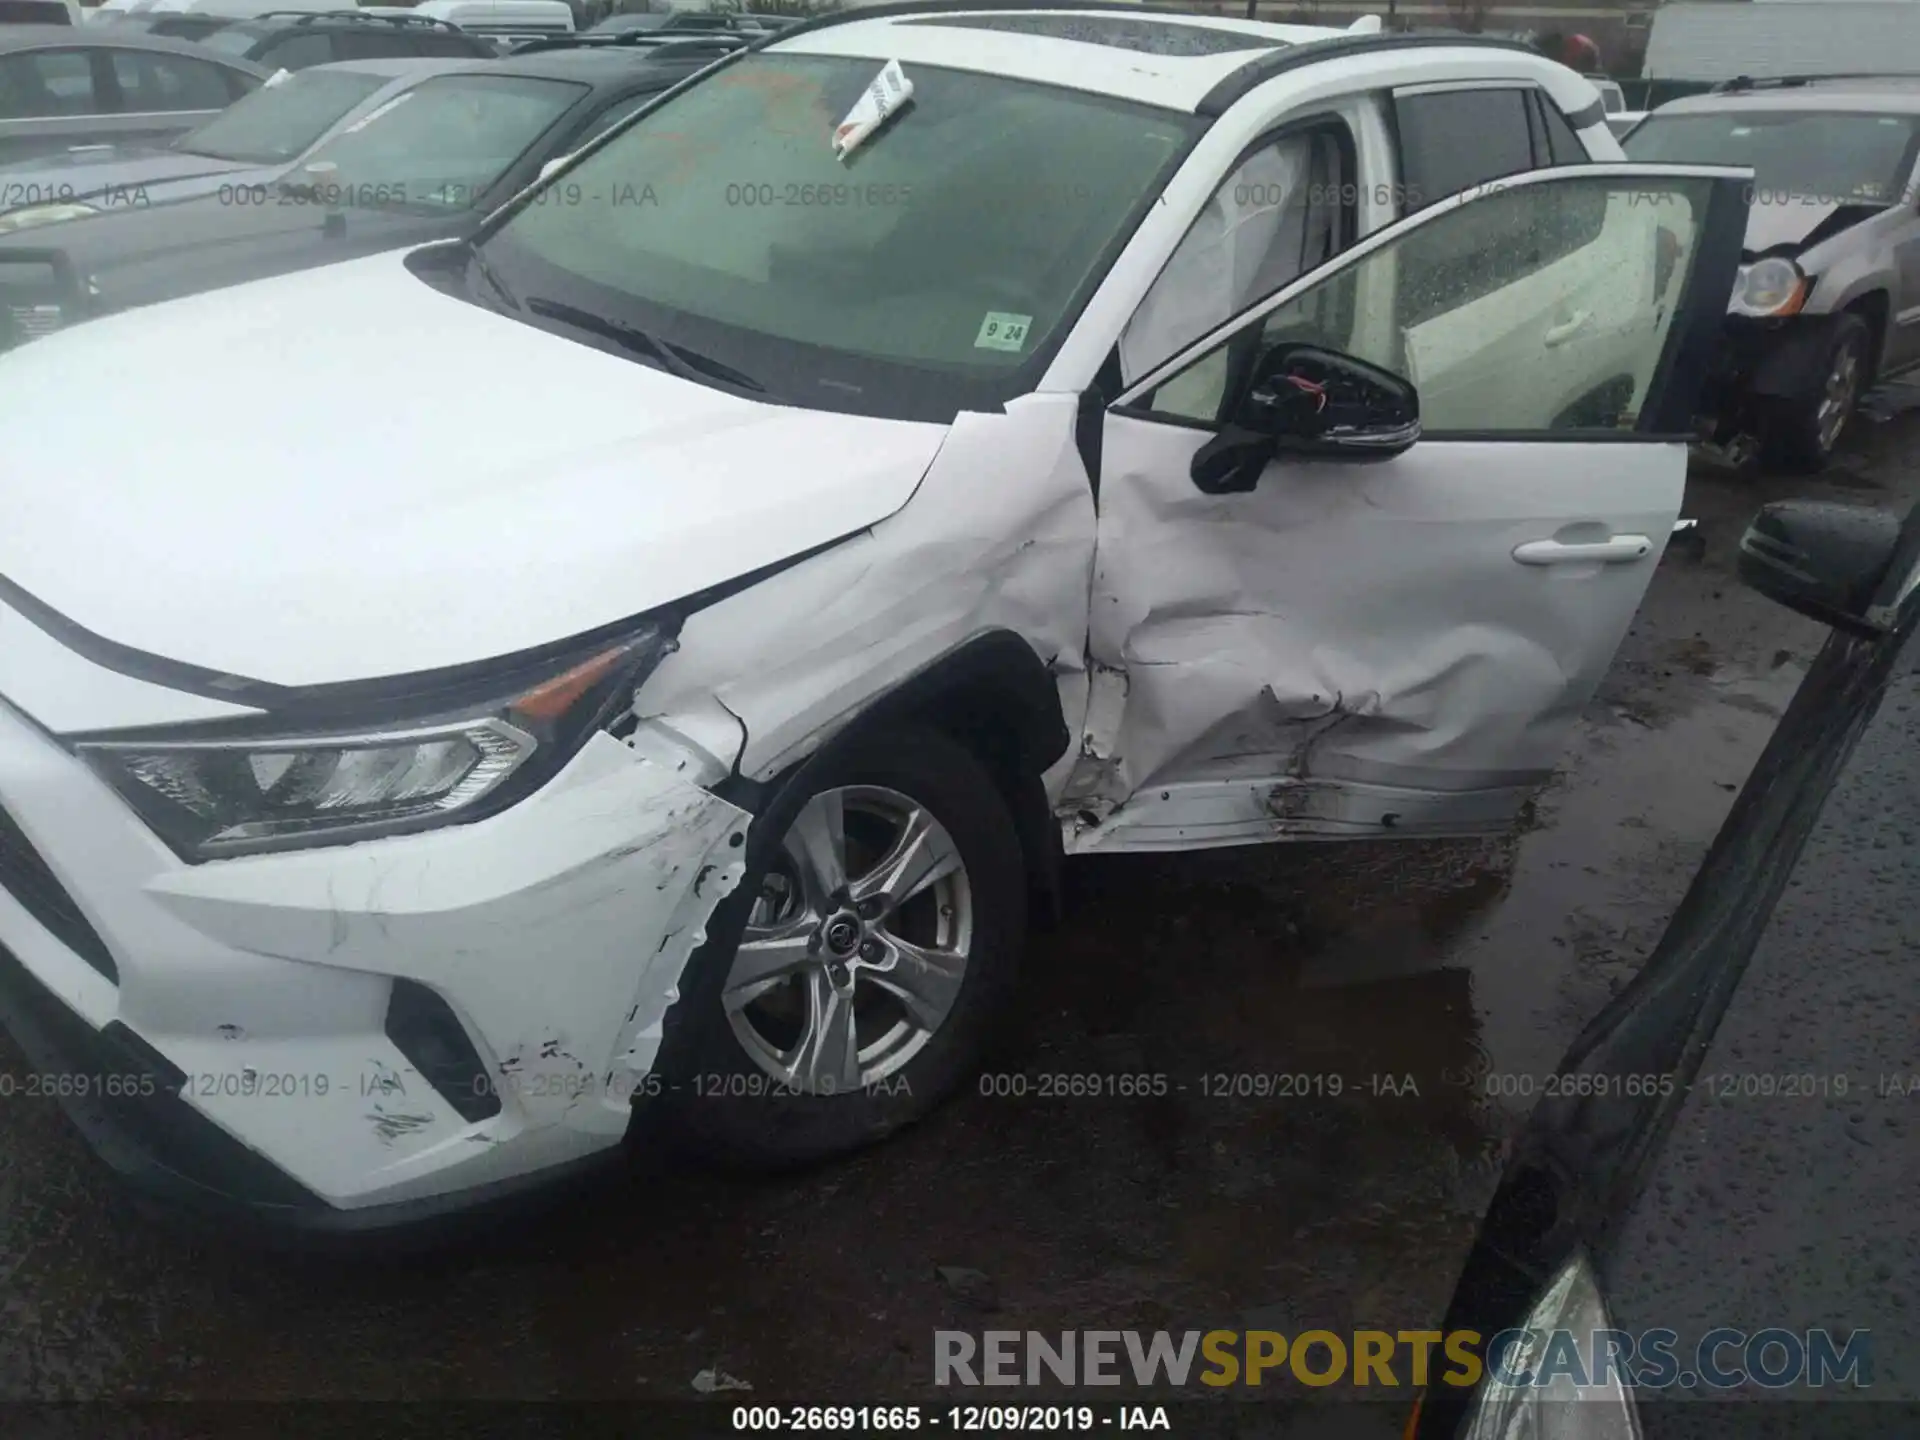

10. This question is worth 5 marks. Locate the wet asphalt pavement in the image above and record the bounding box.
[3,406,1919,1424]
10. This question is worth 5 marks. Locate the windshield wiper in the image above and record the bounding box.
[523,296,770,397]
[464,239,521,313]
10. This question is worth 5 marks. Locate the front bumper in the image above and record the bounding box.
[1698,313,1845,441]
[0,683,750,1236]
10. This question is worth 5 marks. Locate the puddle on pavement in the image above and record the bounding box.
[1450,661,1803,1121]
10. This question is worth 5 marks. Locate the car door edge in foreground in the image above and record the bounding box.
[1410,500,1920,1439]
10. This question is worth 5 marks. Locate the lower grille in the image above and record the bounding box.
[0,804,118,983]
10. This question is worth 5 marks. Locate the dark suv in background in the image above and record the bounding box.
[193,10,495,69]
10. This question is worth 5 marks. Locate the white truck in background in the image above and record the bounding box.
[1646,1,1920,85]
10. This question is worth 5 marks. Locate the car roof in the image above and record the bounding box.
[1654,76,1920,116]
[0,20,266,60]
[766,7,1361,113]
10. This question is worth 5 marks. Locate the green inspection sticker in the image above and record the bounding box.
[974,311,1032,352]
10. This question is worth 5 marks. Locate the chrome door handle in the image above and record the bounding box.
[1513,535,1652,565]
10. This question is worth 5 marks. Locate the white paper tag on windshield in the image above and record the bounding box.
[974,312,1032,352]
[832,59,914,163]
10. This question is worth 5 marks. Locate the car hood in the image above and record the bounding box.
[1742,194,1883,255]
[0,252,951,689]
[0,146,255,211]
[0,191,445,312]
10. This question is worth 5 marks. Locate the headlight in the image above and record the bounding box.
[0,203,99,235]
[1462,1253,1642,1439]
[1729,257,1806,318]
[76,626,674,860]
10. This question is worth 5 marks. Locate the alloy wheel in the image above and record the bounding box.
[722,785,973,1094]
[1816,340,1863,455]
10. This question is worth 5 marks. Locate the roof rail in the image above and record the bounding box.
[253,7,463,28]
[1197,28,1538,115]
[510,29,746,55]
[1710,72,1920,94]
[745,4,1546,116]
[745,0,1244,52]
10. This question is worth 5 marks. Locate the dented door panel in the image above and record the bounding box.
[1065,165,1750,854]
[1066,421,1687,853]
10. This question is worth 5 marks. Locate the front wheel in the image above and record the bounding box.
[654,725,1026,1169]
[1765,314,1870,474]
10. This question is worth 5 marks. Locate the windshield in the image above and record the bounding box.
[175,67,387,163]
[294,73,585,210]
[1626,109,1920,206]
[479,55,1198,422]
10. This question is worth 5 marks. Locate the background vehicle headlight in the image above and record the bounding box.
[1462,1253,1641,1439]
[0,203,99,234]
[76,626,673,860]
[1729,257,1806,318]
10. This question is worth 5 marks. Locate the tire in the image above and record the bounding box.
[1764,314,1870,474]
[652,724,1026,1170]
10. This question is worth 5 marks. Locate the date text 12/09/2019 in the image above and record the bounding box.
[731,1406,1171,1432]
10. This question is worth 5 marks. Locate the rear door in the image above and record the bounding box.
[102,46,243,149]
[0,44,111,162]
[1066,164,1749,853]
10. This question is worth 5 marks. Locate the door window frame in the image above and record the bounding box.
[1117,109,1361,388]
[1388,80,1597,215]
[1110,162,1752,444]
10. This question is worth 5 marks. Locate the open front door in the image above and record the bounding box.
[1064,164,1749,853]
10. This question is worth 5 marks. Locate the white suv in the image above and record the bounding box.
[0,1,1748,1236]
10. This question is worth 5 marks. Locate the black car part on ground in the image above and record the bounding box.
[1411,499,1920,1438]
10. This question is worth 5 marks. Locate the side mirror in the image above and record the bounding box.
[1190,344,1420,495]
[1738,500,1902,637]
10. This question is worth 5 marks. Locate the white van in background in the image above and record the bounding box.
[412,0,571,47]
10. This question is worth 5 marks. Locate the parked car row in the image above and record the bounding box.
[0,6,1757,1235]
[1623,73,1920,472]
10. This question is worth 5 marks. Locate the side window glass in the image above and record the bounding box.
[1118,123,1351,387]
[1135,174,1707,434]
[111,51,233,110]
[1534,91,1589,166]
[0,49,98,119]
[1394,88,1533,213]
[256,32,336,70]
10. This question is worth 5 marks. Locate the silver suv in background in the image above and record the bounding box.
[1626,75,1920,471]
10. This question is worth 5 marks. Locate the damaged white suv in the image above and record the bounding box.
[0,0,1749,1235]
